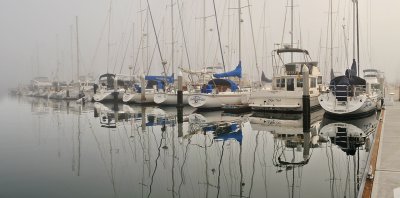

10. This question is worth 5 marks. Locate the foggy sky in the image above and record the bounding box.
[1,0,399,95]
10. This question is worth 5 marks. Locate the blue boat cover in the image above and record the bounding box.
[201,78,239,93]
[145,74,174,84]
[213,62,242,79]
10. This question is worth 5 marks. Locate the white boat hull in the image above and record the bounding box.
[244,90,320,111]
[188,92,243,108]
[123,91,155,104]
[93,89,124,102]
[154,92,189,105]
[318,92,377,116]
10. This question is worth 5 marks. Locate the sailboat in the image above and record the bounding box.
[123,74,174,104]
[93,73,125,102]
[187,63,246,109]
[318,1,381,118]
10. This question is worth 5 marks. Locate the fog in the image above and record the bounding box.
[1,0,399,95]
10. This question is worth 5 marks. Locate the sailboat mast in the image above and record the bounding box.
[290,0,294,62]
[171,0,174,75]
[330,0,333,76]
[203,0,206,68]
[238,0,241,62]
[107,1,112,73]
[356,0,360,76]
[352,0,356,61]
[75,16,80,84]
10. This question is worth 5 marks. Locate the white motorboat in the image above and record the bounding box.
[242,47,323,112]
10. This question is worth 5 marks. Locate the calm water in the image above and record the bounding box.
[0,96,378,198]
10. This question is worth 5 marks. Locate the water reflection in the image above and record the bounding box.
[319,113,378,198]
[1,96,379,198]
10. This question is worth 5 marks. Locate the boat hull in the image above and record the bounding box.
[318,92,378,118]
[188,92,243,108]
[154,92,189,105]
[93,89,124,102]
[244,90,320,112]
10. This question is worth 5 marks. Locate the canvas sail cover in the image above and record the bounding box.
[145,74,174,84]
[213,62,242,79]
[261,71,272,83]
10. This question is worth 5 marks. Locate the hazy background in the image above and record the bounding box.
[1,0,399,97]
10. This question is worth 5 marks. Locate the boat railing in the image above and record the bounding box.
[329,84,366,101]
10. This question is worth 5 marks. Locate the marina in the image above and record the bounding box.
[1,0,400,197]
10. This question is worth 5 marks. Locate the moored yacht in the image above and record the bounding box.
[93,74,125,102]
[242,47,323,112]
[318,66,381,118]
[187,63,248,109]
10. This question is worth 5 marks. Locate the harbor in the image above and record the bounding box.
[1,0,400,197]
[0,94,383,197]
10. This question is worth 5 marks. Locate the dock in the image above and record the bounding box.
[368,86,400,198]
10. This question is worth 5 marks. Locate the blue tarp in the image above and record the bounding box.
[201,78,239,93]
[145,74,174,84]
[213,62,242,79]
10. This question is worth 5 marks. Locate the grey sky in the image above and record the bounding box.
[0,0,399,95]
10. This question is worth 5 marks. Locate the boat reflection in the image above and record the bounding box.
[319,113,378,197]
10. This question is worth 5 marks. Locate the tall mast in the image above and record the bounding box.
[131,23,135,76]
[330,0,333,76]
[356,0,360,76]
[107,0,112,73]
[290,0,294,62]
[238,0,241,62]
[75,16,80,83]
[171,0,174,75]
[70,25,74,81]
[203,0,206,68]
[352,0,356,61]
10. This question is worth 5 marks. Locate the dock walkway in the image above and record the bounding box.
[372,100,400,198]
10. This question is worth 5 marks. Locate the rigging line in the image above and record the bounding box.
[119,28,134,74]
[145,0,168,79]
[176,0,193,83]
[246,0,261,82]
[144,17,166,76]
[89,12,110,74]
[107,0,112,73]
[113,31,128,73]
[133,13,149,75]
[280,0,290,46]
[212,0,226,72]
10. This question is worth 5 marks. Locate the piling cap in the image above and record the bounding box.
[178,70,183,77]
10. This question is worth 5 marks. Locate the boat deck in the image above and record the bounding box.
[371,90,400,198]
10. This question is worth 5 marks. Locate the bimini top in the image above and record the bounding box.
[276,48,309,55]
[99,73,115,79]
[213,62,242,79]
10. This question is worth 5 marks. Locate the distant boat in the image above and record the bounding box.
[93,74,125,102]
[123,74,173,104]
